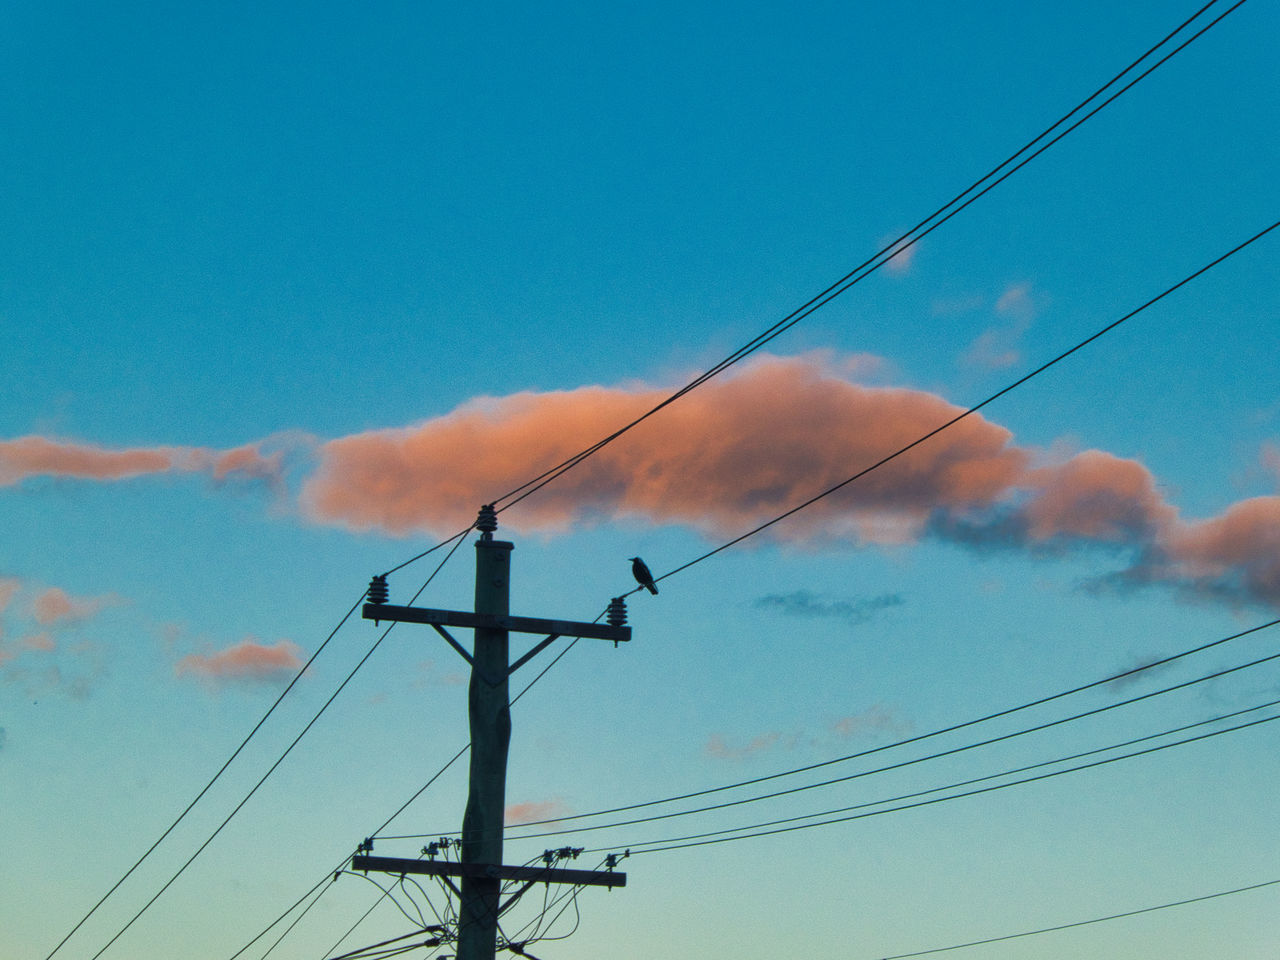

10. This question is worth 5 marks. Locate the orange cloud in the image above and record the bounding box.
[205,442,287,489]
[0,578,18,614]
[705,731,782,760]
[32,587,117,625]
[830,703,908,740]
[175,638,305,684]
[878,234,919,276]
[505,799,573,825]
[1157,497,1280,605]
[302,353,1029,543]
[0,436,183,485]
[1025,451,1176,542]
[301,354,1280,610]
[995,282,1040,322]
[0,435,286,489]
[23,632,55,652]
[1261,442,1280,485]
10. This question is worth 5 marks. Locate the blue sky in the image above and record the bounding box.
[4,1,1280,958]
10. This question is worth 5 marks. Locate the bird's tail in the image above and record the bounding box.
[646,582,658,595]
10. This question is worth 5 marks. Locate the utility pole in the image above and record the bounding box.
[354,506,629,960]
[457,522,512,960]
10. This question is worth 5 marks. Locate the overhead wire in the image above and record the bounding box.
[381,618,1280,842]
[224,873,337,960]
[85,531,472,960]
[231,625,599,960]
[499,642,1280,841]
[41,593,364,960]
[62,3,1255,955]
[256,874,341,960]
[371,219,1280,846]
[484,0,1245,521]
[137,12,1258,951]
[577,698,1280,850]
[347,8,1265,945]
[376,0,1243,582]
[874,876,1280,959]
[644,217,1280,592]
[599,707,1280,855]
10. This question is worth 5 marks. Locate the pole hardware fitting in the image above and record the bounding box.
[476,503,499,539]
[606,596,627,645]
[357,837,374,855]
[366,575,389,624]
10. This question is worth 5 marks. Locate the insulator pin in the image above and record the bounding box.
[476,503,498,534]
[606,596,628,628]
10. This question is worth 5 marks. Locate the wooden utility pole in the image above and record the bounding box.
[354,506,629,959]
[457,527,512,960]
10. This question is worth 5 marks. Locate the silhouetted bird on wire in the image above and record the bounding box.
[630,557,658,595]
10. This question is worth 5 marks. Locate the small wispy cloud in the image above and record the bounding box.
[0,434,297,493]
[1261,442,1280,486]
[0,578,20,614]
[505,798,573,826]
[705,731,782,761]
[32,587,122,626]
[755,590,904,624]
[882,240,917,276]
[175,637,305,686]
[958,282,1043,372]
[829,703,909,739]
[995,282,1040,322]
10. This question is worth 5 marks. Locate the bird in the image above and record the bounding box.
[629,556,658,595]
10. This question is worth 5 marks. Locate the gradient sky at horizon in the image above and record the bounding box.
[4,1,1280,958]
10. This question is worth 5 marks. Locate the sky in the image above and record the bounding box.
[3,0,1279,958]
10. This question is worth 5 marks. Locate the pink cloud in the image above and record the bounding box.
[0,436,184,485]
[1155,497,1280,605]
[0,435,286,489]
[505,799,573,825]
[960,327,1022,371]
[22,632,56,652]
[32,587,118,626]
[1024,451,1177,542]
[299,355,1280,611]
[1261,443,1280,485]
[705,731,782,761]
[830,704,908,740]
[203,442,288,491]
[302,353,1029,543]
[995,282,1040,322]
[175,638,305,684]
[884,244,916,275]
[0,578,19,614]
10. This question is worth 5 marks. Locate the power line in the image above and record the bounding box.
[605,707,1280,855]
[224,627,599,960]
[377,0,1243,582]
[645,217,1279,591]
[500,655,1280,842]
[82,533,472,960]
[874,876,1280,959]
[40,592,364,960]
[413,632,1280,844]
[485,0,1243,520]
[380,617,1279,841]
[571,698,1280,851]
